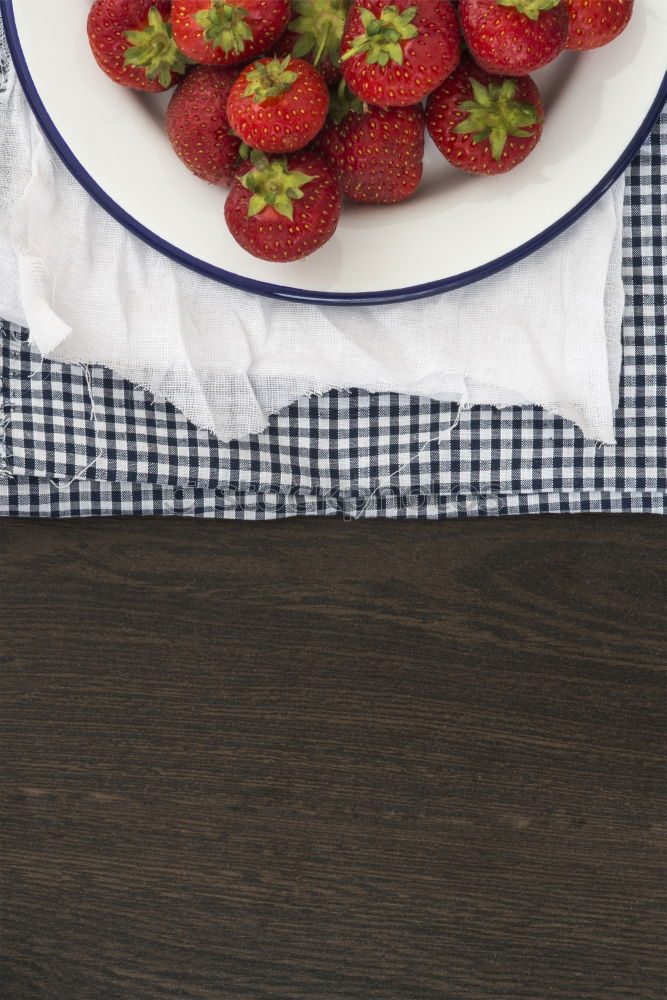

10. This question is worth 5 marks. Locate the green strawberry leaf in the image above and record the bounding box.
[341,4,418,67]
[240,157,316,221]
[454,75,541,160]
[194,2,254,56]
[123,6,188,85]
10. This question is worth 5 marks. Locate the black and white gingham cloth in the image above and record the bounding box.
[1,114,665,519]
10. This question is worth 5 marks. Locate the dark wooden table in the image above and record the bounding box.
[1,515,665,1000]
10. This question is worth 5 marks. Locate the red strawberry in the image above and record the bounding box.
[340,0,461,107]
[315,101,425,203]
[166,66,242,186]
[459,0,569,76]
[224,151,342,261]
[426,55,544,174]
[87,0,188,92]
[272,0,351,85]
[171,0,291,66]
[565,0,634,50]
[226,56,329,153]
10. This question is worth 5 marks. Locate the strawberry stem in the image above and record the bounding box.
[242,56,299,102]
[289,0,349,69]
[340,4,419,68]
[453,77,542,161]
[193,1,254,56]
[241,156,317,221]
[328,79,365,124]
[124,6,189,88]
[496,0,562,21]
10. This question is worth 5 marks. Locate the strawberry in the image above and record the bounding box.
[171,0,291,66]
[226,56,329,154]
[224,151,342,261]
[166,66,242,186]
[426,55,544,174]
[315,100,425,203]
[565,0,634,50]
[87,0,189,92]
[340,1,461,107]
[272,0,351,85]
[459,0,569,76]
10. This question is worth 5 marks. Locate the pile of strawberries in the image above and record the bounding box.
[87,0,635,262]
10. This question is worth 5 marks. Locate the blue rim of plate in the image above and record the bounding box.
[3,3,666,306]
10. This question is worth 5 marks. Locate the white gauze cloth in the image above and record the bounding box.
[0,25,624,443]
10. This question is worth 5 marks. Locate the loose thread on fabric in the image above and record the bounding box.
[26,346,45,382]
[49,364,104,489]
[352,401,464,520]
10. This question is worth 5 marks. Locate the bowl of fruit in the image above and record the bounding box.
[3,0,666,304]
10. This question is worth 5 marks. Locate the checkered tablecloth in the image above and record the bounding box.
[1,113,665,519]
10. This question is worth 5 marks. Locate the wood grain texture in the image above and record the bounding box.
[0,516,665,1000]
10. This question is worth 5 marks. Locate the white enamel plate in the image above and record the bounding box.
[3,0,666,304]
